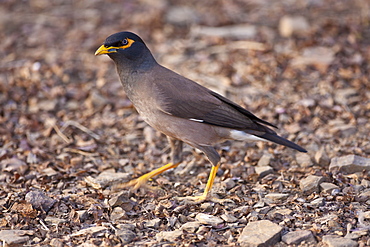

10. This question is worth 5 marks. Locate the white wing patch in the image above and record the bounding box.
[230,130,266,142]
[189,118,204,123]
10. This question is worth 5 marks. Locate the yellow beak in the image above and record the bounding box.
[95,45,120,56]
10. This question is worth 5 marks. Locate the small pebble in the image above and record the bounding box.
[181,222,201,233]
[195,213,223,226]
[144,218,161,228]
[238,220,282,246]
[300,175,325,194]
[320,182,340,194]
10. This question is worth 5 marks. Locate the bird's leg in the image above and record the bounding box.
[176,146,234,204]
[113,137,183,191]
[113,162,181,190]
[176,163,222,204]
[203,163,219,198]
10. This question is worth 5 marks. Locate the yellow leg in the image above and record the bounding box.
[113,162,180,190]
[176,163,231,204]
[202,163,220,198]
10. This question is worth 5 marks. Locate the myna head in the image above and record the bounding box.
[95,32,154,66]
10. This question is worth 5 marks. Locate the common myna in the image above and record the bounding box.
[95,31,306,203]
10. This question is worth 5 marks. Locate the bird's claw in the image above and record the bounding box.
[112,177,157,192]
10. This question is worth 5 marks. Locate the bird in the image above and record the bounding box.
[95,31,307,203]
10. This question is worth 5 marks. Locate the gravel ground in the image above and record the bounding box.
[1,0,370,246]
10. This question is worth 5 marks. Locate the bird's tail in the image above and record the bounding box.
[257,132,307,152]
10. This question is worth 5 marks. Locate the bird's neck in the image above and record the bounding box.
[115,50,156,75]
[115,53,157,98]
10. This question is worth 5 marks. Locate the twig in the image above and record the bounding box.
[207,41,267,54]
[63,148,100,157]
[60,120,100,140]
[39,219,50,231]
[46,119,72,144]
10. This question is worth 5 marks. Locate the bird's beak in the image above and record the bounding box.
[95,45,119,56]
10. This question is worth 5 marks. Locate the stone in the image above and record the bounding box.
[44,216,66,225]
[264,193,289,204]
[315,214,338,224]
[199,202,213,211]
[334,88,358,105]
[144,218,161,228]
[329,155,370,174]
[361,179,370,188]
[282,230,316,245]
[330,124,357,138]
[25,190,57,213]
[110,207,126,221]
[76,210,89,221]
[290,46,335,72]
[300,175,325,194]
[255,206,271,214]
[233,205,252,215]
[361,211,370,219]
[156,230,183,242]
[181,221,201,233]
[257,154,272,166]
[310,197,325,207]
[255,166,273,178]
[296,153,313,167]
[345,232,364,240]
[70,226,108,237]
[116,223,136,231]
[191,24,257,39]
[320,182,340,194]
[50,238,64,247]
[222,178,236,190]
[358,190,370,201]
[253,200,265,208]
[195,213,223,226]
[220,213,238,223]
[0,230,33,245]
[116,229,136,244]
[85,90,108,109]
[42,167,58,177]
[322,235,358,247]
[267,208,292,218]
[70,156,83,167]
[298,98,316,108]
[279,15,310,37]
[168,216,178,228]
[196,226,210,235]
[238,220,282,247]
[165,6,199,26]
[108,193,135,211]
[315,148,331,166]
[355,185,366,193]
[38,99,58,111]
[85,169,130,189]
[1,157,28,175]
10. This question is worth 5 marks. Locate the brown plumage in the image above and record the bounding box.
[95,31,306,203]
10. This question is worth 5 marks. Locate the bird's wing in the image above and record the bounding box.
[151,68,307,153]
[153,71,276,132]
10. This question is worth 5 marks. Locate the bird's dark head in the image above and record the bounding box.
[95,32,153,65]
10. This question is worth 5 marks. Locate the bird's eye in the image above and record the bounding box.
[121,39,128,46]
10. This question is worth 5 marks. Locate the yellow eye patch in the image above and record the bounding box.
[95,38,135,55]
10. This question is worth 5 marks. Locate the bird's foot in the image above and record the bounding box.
[111,162,181,192]
[112,175,157,192]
